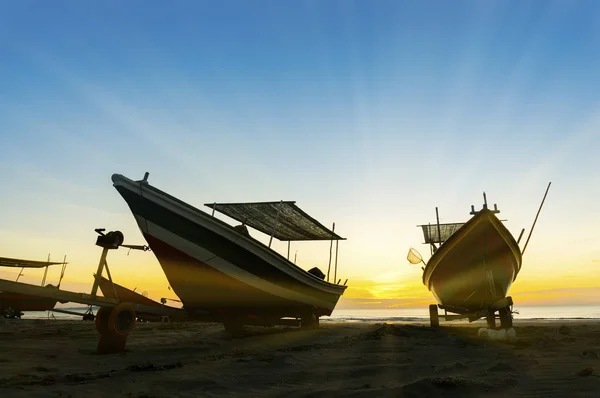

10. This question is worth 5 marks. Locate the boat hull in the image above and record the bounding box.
[112,174,346,319]
[0,290,57,315]
[423,209,522,311]
[97,276,186,322]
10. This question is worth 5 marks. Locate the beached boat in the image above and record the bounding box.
[0,256,67,318]
[112,172,347,330]
[408,184,551,328]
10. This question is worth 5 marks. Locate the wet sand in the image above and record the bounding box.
[1,319,599,397]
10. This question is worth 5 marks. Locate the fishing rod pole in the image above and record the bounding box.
[521,182,552,256]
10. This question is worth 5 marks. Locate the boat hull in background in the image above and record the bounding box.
[97,275,186,322]
[423,209,522,311]
[0,288,58,317]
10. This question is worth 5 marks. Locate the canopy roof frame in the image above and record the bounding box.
[205,201,345,242]
[0,256,66,269]
[417,222,466,245]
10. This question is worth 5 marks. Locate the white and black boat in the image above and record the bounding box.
[112,172,347,329]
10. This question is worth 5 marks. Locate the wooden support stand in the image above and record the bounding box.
[428,296,514,330]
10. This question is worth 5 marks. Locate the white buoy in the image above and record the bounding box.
[478,327,517,342]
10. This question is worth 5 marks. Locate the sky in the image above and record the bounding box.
[1,1,599,310]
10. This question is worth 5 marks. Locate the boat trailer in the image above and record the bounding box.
[428,296,514,329]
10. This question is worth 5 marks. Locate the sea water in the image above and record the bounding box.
[14,305,600,321]
[326,306,600,322]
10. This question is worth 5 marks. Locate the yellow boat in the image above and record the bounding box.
[408,184,551,329]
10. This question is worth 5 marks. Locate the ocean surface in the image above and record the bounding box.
[17,305,600,321]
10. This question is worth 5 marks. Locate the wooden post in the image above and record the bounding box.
[435,208,442,245]
[333,239,339,283]
[326,222,335,282]
[41,253,50,287]
[57,255,67,288]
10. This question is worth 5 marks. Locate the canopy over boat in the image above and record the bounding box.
[205,201,345,241]
[0,257,66,269]
[418,222,465,245]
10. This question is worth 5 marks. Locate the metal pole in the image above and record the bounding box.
[15,267,24,282]
[59,255,67,286]
[41,253,50,287]
[435,208,442,245]
[428,222,433,256]
[333,239,339,283]
[287,241,290,260]
[522,182,552,256]
[103,260,120,301]
[516,228,525,245]
[326,222,335,282]
[90,247,109,297]
[211,202,216,217]
[269,200,283,248]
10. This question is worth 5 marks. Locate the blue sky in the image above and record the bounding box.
[1,1,599,302]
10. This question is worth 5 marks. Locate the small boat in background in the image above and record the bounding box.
[112,172,348,332]
[97,275,186,322]
[0,256,68,318]
[408,183,551,329]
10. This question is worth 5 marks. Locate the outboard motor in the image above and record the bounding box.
[308,267,325,280]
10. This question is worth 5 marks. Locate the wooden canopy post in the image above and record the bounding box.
[333,239,339,283]
[57,255,67,288]
[326,222,335,282]
[435,208,442,246]
[41,253,50,287]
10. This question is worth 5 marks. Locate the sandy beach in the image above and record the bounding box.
[1,319,599,397]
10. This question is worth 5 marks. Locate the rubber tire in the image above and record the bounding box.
[429,304,439,328]
[107,303,136,337]
[499,307,513,328]
[95,307,112,336]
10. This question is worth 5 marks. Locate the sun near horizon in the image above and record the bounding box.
[1,2,600,312]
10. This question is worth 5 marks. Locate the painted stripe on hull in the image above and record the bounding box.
[114,185,342,305]
[144,233,337,316]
